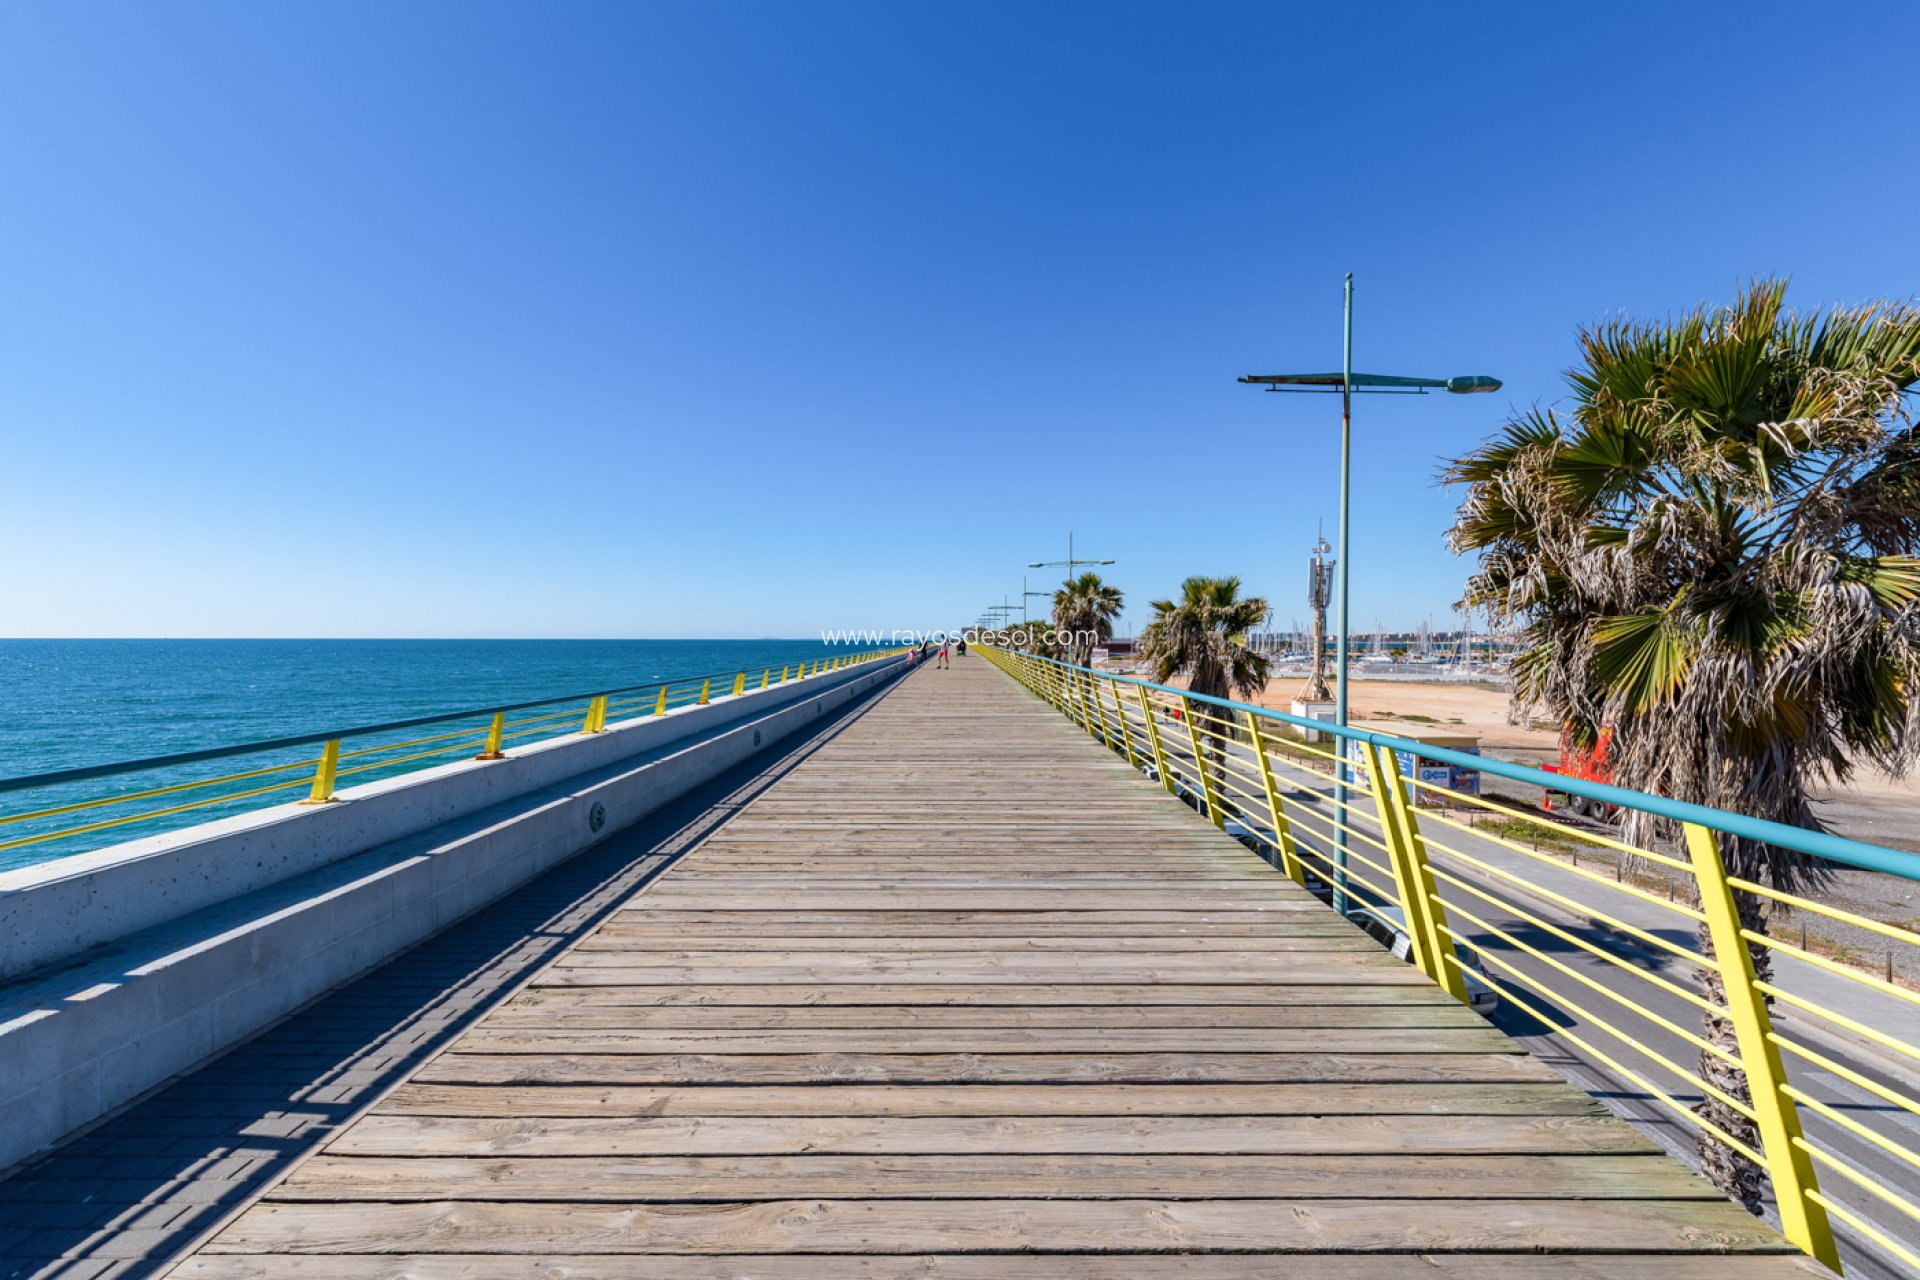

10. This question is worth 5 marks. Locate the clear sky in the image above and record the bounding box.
[3,1,1915,639]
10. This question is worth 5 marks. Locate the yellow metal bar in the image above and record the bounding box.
[1136,684,1176,796]
[3,772,319,853]
[653,686,668,716]
[304,738,341,805]
[1244,710,1305,885]
[1107,677,1138,768]
[732,672,746,696]
[477,712,506,759]
[760,668,771,689]
[1359,741,1470,1003]
[0,753,324,828]
[780,664,791,684]
[1088,670,1115,750]
[1684,822,1839,1270]
[1178,694,1224,828]
[697,678,712,706]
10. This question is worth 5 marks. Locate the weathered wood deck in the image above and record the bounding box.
[175,657,1820,1277]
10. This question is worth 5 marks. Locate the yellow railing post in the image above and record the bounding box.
[1136,684,1176,795]
[1088,671,1116,749]
[732,672,746,696]
[760,668,771,689]
[1071,668,1095,734]
[475,712,506,761]
[780,664,791,684]
[1244,711,1305,886]
[1684,823,1839,1270]
[1107,677,1138,768]
[583,695,608,733]
[1358,741,1469,1003]
[303,738,341,804]
[698,678,712,705]
[1179,694,1225,828]
[653,686,668,716]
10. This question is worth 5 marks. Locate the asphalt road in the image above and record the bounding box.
[1120,713,1920,1278]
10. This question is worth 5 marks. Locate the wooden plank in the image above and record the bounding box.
[622,893,1329,911]
[172,1256,1836,1280]
[273,1153,1722,1200]
[201,1198,1793,1254]
[571,934,1377,952]
[504,983,1460,1007]
[480,1004,1486,1029]
[415,1052,1558,1086]
[376,1082,1608,1118]
[604,909,1363,930]
[330,1114,1653,1157]
[536,961,1431,986]
[448,1027,1514,1055]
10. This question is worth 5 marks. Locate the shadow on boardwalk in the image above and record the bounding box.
[0,687,892,1280]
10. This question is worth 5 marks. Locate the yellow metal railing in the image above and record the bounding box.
[978,643,1920,1276]
[0,648,908,864]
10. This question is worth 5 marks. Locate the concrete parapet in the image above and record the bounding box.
[0,655,905,1172]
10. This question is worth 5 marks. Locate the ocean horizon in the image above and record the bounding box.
[0,637,886,870]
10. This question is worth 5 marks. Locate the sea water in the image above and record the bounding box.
[0,638,876,871]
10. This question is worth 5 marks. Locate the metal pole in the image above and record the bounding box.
[1333,272,1354,916]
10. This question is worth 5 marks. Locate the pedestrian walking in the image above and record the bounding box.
[937,642,949,669]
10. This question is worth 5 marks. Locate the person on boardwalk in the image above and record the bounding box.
[956,638,967,657]
[937,641,950,669]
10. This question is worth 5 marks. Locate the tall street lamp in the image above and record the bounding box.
[1238,273,1500,914]
[1020,576,1050,627]
[1028,531,1115,581]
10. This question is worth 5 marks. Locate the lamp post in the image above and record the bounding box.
[1027,531,1115,581]
[1020,576,1050,627]
[1031,533,1117,658]
[1239,273,1500,915]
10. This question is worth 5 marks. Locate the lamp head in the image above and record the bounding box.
[1444,376,1502,395]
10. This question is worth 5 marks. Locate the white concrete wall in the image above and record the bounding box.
[0,659,894,981]
[0,655,905,1172]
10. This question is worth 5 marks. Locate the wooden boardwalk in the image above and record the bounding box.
[176,658,1819,1278]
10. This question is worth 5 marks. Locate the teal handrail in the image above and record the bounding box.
[1001,648,1920,883]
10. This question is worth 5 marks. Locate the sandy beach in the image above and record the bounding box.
[1109,663,1920,841]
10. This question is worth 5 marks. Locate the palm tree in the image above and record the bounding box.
[1443,279,1920,1208]
[1052,572,1125,667]
[1139,576,1272,756]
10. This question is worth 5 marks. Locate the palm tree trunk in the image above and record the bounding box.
[1692,886,1772,1213]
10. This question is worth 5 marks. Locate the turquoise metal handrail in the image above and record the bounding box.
[1007,648,1920,883]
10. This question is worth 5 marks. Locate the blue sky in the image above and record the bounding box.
[2,1,1915,638]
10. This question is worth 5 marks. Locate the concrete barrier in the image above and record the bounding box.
[0,659,898,981]
[0,655,906,1171]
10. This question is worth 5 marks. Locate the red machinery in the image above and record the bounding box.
[1543,726,1614,818]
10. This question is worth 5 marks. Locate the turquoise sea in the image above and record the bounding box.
[0,639,880,872]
